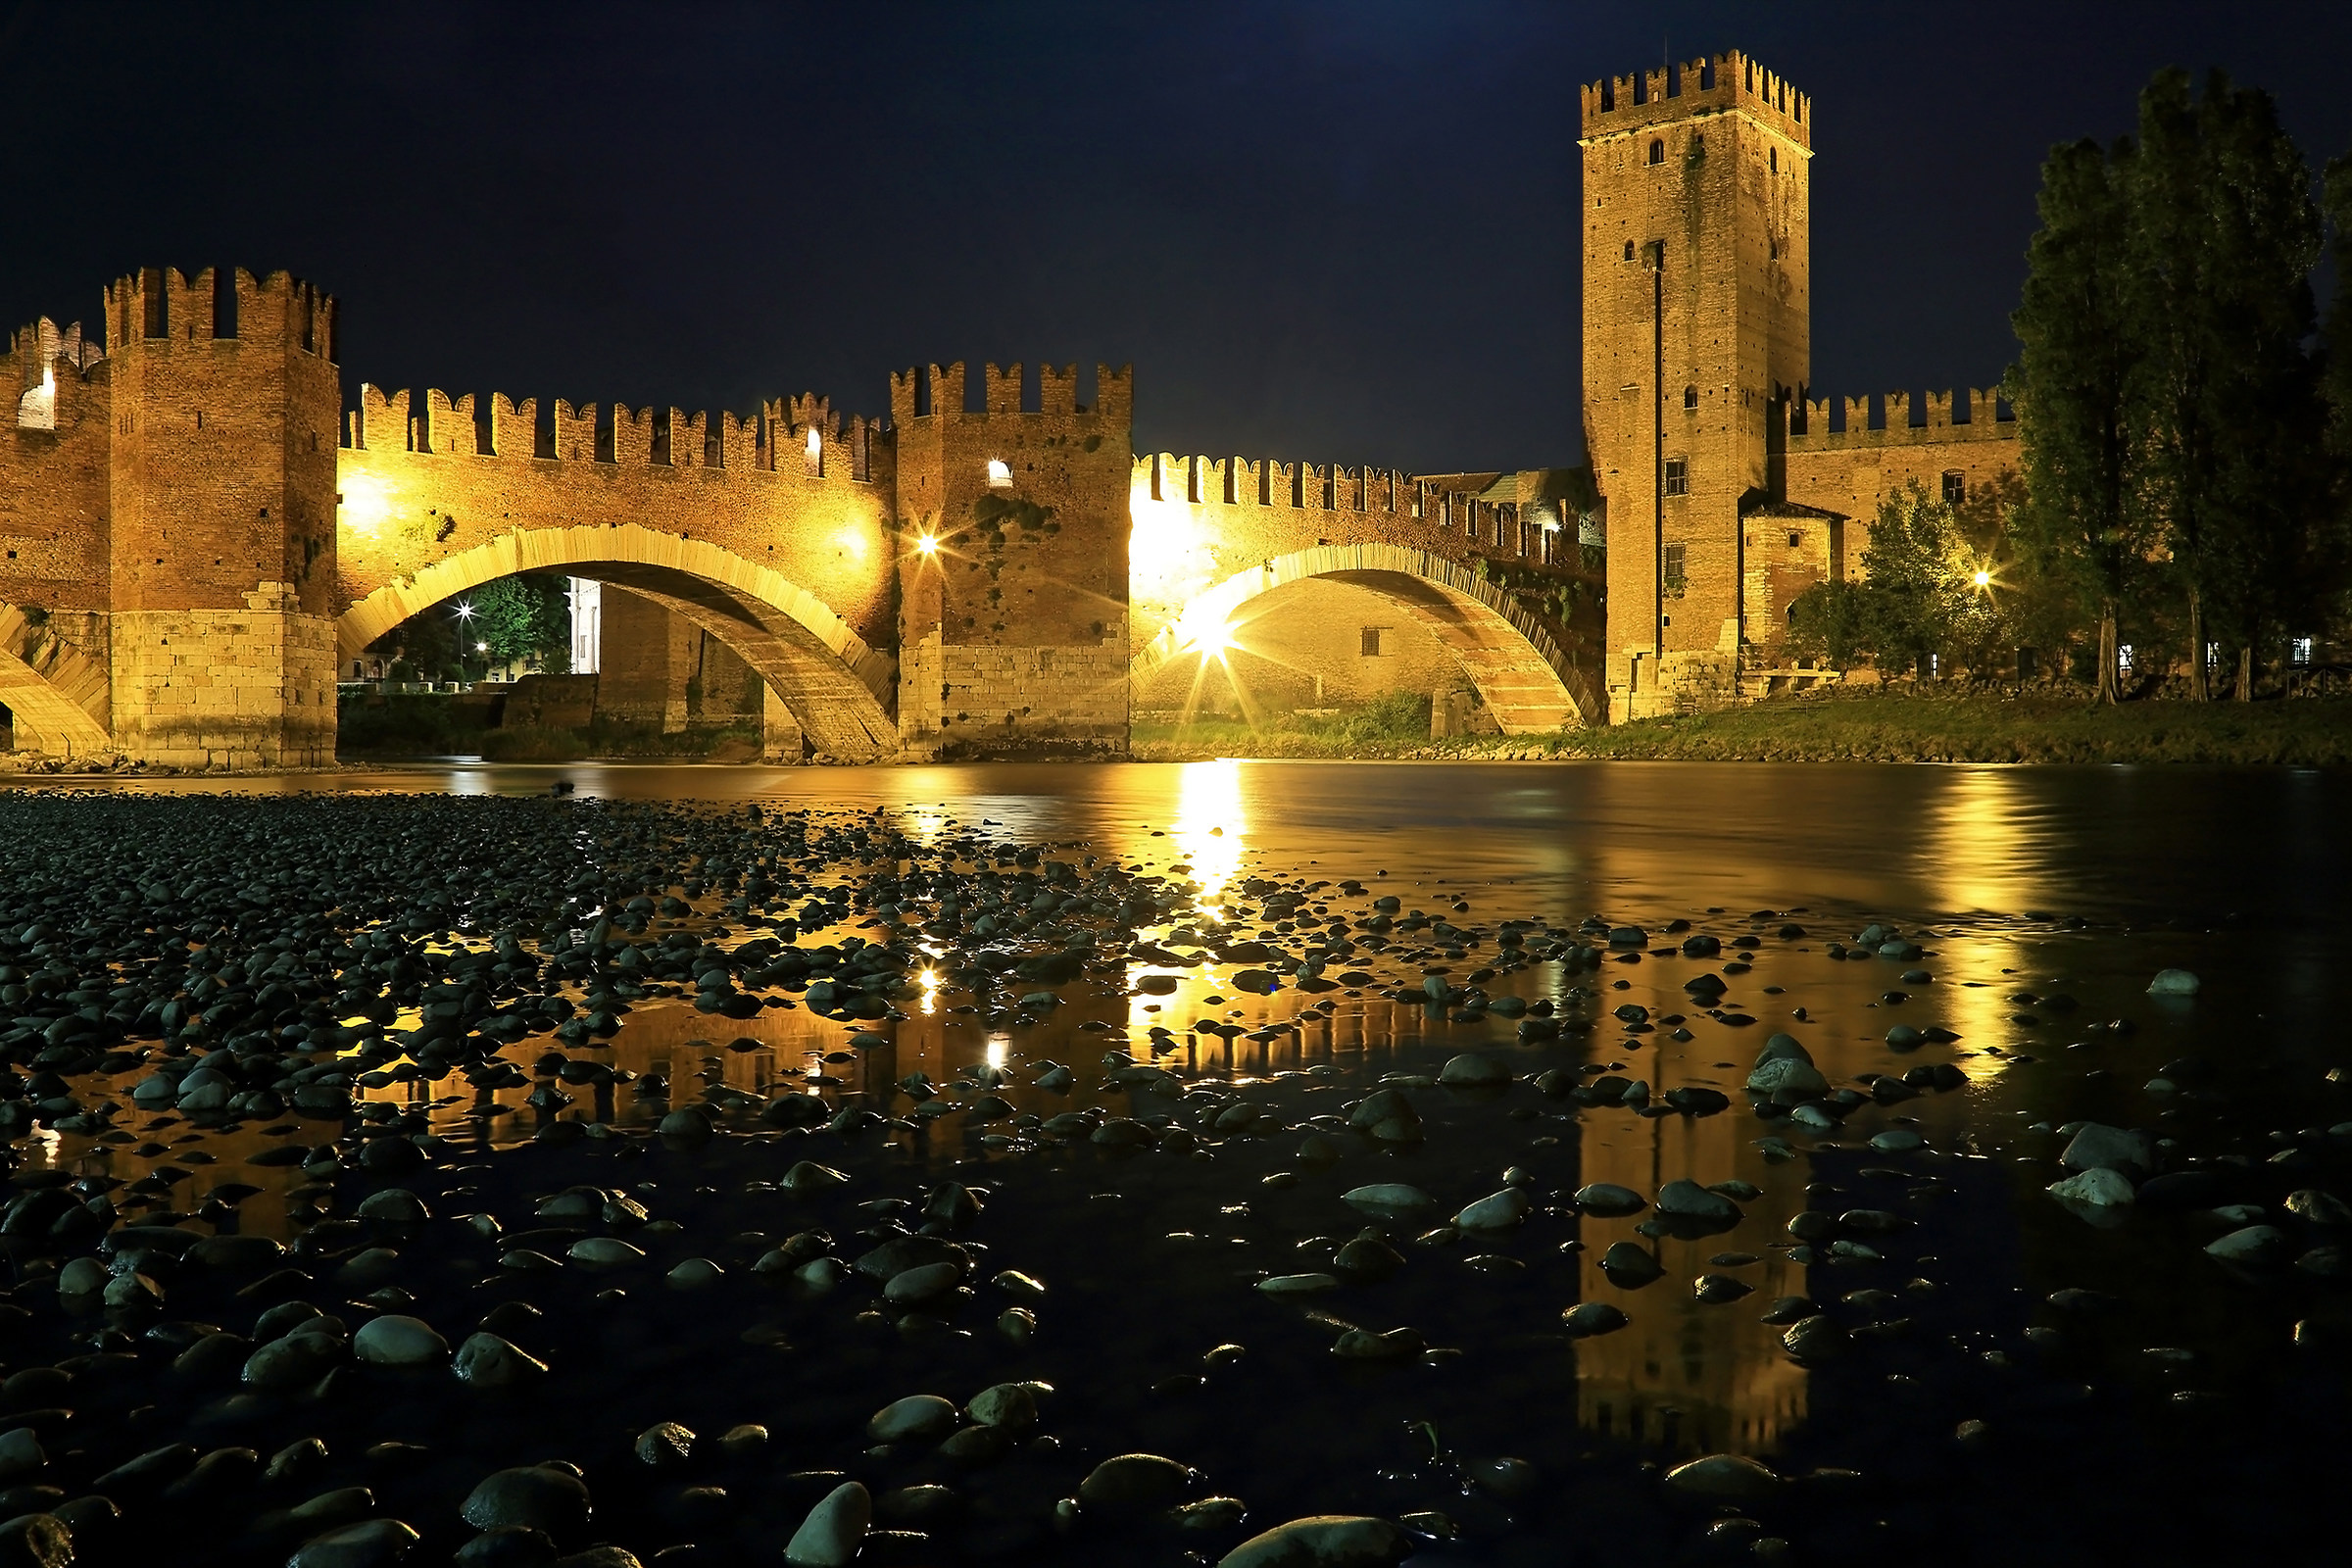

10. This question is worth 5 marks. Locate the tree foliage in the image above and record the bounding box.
[2003,68,2342,701]
[1786,485,2010,671]
[471,575,573,670]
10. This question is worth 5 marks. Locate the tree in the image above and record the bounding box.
[1784,484,2008,673]
[2130,70,2327,700]
[470,575,573,673]
[2008,134,2155,703]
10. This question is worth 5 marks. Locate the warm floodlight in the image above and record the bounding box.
[1185,616,1235,659]
[916,533,940,557]
[1972,569,1991,588]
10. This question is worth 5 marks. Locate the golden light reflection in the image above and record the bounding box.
[1920,767,2040,918]
[916,966,942,1016]
[1171,760,1247,908]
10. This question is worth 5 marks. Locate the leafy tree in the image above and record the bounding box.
[2130,70,2327,700]
[2008,134,2154,703]
[470,575,573,672]
[1785,485,2004,672]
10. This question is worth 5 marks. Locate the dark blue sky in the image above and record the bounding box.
[7,1,2351,472]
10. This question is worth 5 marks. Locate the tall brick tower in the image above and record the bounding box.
[1581,52,1811,720]
[893,362,1132,757]
[104,268,341,764]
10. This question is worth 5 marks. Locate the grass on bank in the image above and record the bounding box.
[1132,688,2352,764]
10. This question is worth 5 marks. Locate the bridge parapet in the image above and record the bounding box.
[336,382,898,665]
[1130,452,1575,655]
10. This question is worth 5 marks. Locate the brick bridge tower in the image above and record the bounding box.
[104,268,342,763]
[893,362,1132,757]
[1581,51,1811,720]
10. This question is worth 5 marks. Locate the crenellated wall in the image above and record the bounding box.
[1779,387,2020,576]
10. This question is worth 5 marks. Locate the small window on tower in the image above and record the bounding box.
[1941,469,1966,506]
[1647,138,1665,166]
[1662,458,1689,497]
[1788,531,1802,549]
[1770,146,1778,172]
[1360,627,1387,658]
[1662,543,1687,592]
[986,459,1012,489]
[1623,240,1636,262]
[1683,385,1698,411]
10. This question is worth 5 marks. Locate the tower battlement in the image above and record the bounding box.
[888,362,1132,425]
[99,267,336,359]
[1578,50,1810,152]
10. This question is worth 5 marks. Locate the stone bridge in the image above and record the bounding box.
[4,267,1596,765]
[1128,455,1601,731]
[335,386,903,760]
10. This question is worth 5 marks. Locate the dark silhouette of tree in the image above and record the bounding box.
[2131,70,2327,701]
[2008,136,2154,703]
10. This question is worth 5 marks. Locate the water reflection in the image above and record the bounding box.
[10,759,2348,1469]
[1171,759,1248,911]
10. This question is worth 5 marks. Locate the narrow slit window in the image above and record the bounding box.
[1647,138,1665,166]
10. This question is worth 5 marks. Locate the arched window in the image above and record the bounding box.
[1647,138,1665,166]
[986,458,1011,489]
[1683,385,1698,411]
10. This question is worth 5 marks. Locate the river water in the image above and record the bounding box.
[13,758,2350,1563]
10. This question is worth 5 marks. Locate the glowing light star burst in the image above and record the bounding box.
[916,532,940,557]
[455,601,475,621]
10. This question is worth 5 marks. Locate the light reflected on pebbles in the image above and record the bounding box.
[1171,759,1248,911]
[900,804,953,848]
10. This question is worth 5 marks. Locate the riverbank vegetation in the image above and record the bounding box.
[1134,688,2352,764]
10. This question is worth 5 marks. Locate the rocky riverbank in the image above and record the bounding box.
[0,790,2338,1566]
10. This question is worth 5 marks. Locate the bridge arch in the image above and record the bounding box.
[1132,543,1598,731]
[336,524,899,760]
[0,606,113,757]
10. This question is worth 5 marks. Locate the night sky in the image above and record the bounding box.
[8,2,2352,474]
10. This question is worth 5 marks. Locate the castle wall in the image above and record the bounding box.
[2,320,113,624]
[894,362,1133,756]
[1780,387,2021,575]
